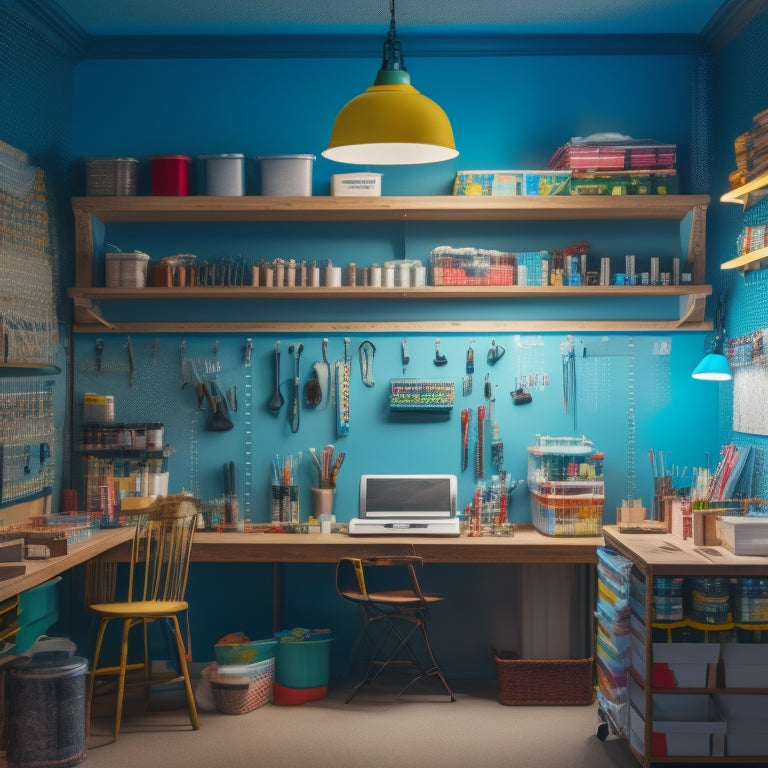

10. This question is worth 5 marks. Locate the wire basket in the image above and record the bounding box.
[206,657,274,715]
[492,650,594,706]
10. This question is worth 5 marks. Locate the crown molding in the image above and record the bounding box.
[6,0,89,60]
[701,0,768,53]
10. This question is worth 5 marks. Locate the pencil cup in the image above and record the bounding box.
[271,484,299,524]
[311,487,335,521]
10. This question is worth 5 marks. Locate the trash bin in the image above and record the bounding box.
[6,636,87,768]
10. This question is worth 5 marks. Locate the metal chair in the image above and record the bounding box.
[86,495,200,740]
[336,555,455,702]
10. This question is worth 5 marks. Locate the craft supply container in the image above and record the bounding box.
[198,153,245,196]
[258,154,315,196]
[149,154,190,195]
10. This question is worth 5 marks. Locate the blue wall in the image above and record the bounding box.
[10,6,768,679]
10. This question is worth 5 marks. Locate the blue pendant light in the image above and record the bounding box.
[692,295,732,381]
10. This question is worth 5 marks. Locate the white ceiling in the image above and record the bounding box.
[28,0,740,37]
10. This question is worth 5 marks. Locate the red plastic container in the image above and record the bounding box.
[272,682,328,705]
[149,154,190,195]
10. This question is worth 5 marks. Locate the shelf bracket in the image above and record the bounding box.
[73,297,115,330]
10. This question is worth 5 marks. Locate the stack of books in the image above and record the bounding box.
[730,108,768,188]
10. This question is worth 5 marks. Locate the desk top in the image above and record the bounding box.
[187,524,601,565]
[603,525,768,576]
[0,526,135,603]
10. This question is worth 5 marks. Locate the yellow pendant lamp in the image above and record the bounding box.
[322,0,458,165]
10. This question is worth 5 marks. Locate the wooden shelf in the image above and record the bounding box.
[70,194,711,334]
[720,172,768,206]
[72,194,710,223]
[721,244,768,271]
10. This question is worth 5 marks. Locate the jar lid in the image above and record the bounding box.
[149,154,190,162]
[198,154,245,160]
[256,154,316,161]
[12,653,88,679]
[85,156,139,163]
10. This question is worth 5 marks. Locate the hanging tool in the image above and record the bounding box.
[476,404,486,479]
[125,336,135,387]
[268,341,285,414]
[243,337,253,366]
[359,340,376,387]
[487,337,505,365]
[206,381,233,431]
[461,408,470,471]
[288,343,303,434]
[561,334,577,430]
[336,337,350,437]
[304,337,329,408]
[401,339,409,374]
[463,340,474,396]
[490,393,504,471]
[95,338,104,372]
[434,337,447,366]
[180,339,188,389]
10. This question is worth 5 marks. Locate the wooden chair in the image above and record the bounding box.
[86,495,200,740]
[336,555,455,702]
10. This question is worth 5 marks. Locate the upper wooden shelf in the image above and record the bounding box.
[72,194,710,223]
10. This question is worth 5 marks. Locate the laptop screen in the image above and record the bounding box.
[359,474,457,519]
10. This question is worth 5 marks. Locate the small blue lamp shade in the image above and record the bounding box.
[691,352,732,381]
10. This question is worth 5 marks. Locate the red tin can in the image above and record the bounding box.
[149,154,190,195]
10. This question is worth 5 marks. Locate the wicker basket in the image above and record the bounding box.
[206,657,274,715]
[492,650,594,706]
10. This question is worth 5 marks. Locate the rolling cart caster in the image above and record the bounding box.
[596,721,610,741]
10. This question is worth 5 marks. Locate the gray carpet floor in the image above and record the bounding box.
[82,676,642,768]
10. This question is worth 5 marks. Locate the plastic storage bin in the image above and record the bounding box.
[149,154,190,195]
[5,637,88,768]
[258,154,315,196]
[214,638,277,666]
[274,637,333,689]
[714,693,768,756]
[721,642,768,687]
[199,154,245,196]
[527,435,604,536]
[85,157,138,196]
[630,637,720,688]
[105,251,150,288]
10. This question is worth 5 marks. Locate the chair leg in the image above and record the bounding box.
[142,618,151,713]
[86,616,110,747]
[170,615,200,730]
[113,618,133,739]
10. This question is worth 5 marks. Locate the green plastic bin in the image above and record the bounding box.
[275,638,333,689]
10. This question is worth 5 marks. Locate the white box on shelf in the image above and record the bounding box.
[630,636,719,688]
[631,689,725,758]
[714,693,768,756]
[716,516,768,555]
[722,642,768,688]
[330,173,382,196]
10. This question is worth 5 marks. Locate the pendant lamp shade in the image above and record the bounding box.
[322,1,457,166]
[691,352,732,381]
[691,294,732,381]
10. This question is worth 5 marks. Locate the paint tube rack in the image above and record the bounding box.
[527,435,604,536]
[389,379,454,412]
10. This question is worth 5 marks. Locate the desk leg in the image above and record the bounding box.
[272,563,283,633]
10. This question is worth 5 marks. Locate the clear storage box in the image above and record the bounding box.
[527,435,604,536]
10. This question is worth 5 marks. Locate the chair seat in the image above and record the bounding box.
[89,599,189,619]
[340,588,445,606]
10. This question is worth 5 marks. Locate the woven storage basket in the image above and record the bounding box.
[207,657,274,715]
[492,650,594,706]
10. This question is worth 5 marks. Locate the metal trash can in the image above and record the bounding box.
[6,636,87,768]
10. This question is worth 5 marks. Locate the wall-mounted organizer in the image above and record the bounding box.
[388,379,454,412]
[0,379,56,507]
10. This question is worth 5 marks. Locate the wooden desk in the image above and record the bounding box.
[103,524,602,564]
[602,525,768,576]
[0,526,135,603]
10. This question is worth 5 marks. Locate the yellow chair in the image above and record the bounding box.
[86,495,200,740]
[336,555,455,702]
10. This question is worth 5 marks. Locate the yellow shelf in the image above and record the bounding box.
[720,171,768,206]
[721,245,768,270]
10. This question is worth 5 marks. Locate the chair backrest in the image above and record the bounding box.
[127,495,199,604]
[336,555,427,603]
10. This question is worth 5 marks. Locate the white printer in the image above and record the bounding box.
[348,474,460,536]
